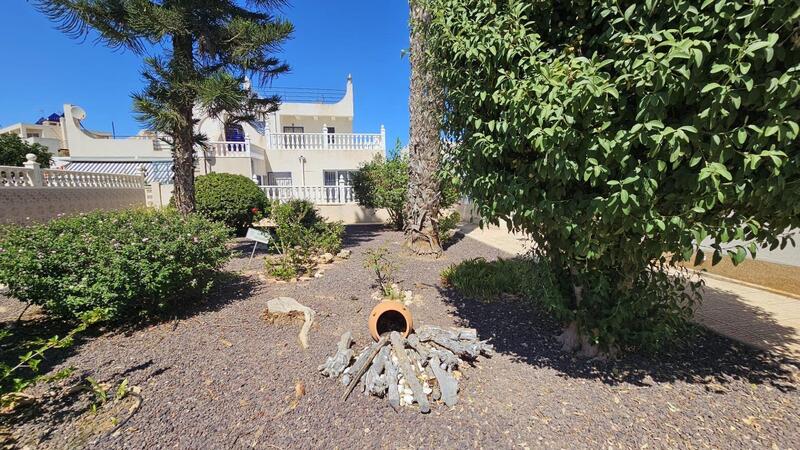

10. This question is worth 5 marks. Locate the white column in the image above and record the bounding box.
[380,124,386,151]
[23,153,43,186]
[322,123,329,150]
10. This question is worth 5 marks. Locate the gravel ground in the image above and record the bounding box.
[2,225,799,449]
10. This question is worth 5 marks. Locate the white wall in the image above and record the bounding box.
[62,104,167,159]
[0,187,146,225]
[264,149,379,186]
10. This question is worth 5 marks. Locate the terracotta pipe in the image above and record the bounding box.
[368,301,413,341]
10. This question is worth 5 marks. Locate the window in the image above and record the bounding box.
[282,126,304,133]
[323,170,355,186]
[267,172,293,186]
[224,124,245,142]
[326,126,335,145]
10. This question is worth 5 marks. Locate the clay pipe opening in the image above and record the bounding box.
[368,301,413,341]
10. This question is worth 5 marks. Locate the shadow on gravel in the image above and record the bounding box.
[342,224,387,249]
[438,286,799,391]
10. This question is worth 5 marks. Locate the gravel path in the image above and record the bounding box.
[2,226,799,449]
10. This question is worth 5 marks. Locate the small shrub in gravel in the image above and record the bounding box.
[271,200,344,255]
[0,209,231,322]
[441,257,562,305]
[194,172,267,234]
[266,200,344,279]
[437,211,461,244]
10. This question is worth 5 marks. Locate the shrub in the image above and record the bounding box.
[0,209,231,321]
[437,211,461,244]
[426,0,800,352]
[194,172,267,233]
[352,148,460,230]
[0,134,52,168]
[271,200,344,255]
[441,257,562,304]
[266,200,345,278]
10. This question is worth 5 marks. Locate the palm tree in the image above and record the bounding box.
[35,0,293,215]
[405,0,443,255]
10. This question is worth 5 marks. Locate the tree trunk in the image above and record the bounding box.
[169,33,197,216]
[405,0,443,256]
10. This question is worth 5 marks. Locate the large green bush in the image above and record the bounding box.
[0,133,52,167]
[194,173,267,233]
[0,209,231,321]
[352,150,460,230]
[426,0,800,352]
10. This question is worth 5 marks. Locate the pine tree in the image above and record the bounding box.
[405,0,443,255]
[35,0,293,214]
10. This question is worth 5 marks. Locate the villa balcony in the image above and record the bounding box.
[264,127,385,152]
[201,140,265,160]
[261,185,356,204]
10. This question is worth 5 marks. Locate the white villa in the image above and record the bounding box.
[0,75,384,208]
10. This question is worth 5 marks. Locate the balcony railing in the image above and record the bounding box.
[261,185,356,204]
[203,141,251,158]
[265,126,385,151]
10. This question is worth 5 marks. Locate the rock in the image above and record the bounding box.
[318,253,335,264]
[266,297,316,349]
[336,249,352,259]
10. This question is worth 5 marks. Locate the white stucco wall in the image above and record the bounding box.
[263,149,379,186]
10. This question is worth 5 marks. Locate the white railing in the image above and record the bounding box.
[203,140,252,158]
[265,126,385,151]
[42,169,144,188]
[0,166,35,187]
[0,155,145,189]
[261,185,356,204]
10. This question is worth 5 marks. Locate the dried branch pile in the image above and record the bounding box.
[319,326,493,413]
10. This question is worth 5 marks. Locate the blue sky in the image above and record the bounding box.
[0,1,411,146]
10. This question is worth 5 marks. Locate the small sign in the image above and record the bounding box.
[246,228,271,245]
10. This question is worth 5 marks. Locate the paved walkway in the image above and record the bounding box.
[458,223,800,358]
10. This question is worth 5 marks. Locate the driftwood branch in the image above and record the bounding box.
[318,331,354,378]
[341,334,389,402]
[390,332,430,414]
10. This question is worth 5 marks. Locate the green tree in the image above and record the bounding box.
[352,152,410,230]
[405,0,445,255]
[353,141,460,231]
[35,0,293,215]
[0,134,52,168]
[425,0,800,353]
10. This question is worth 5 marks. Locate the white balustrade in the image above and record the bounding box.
[261,185,356,204]
[205,140,252,158]
[0,166,35,187]
[265,132,385,151]
[0,154,145,189]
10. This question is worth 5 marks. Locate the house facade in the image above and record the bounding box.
[1,75,384,207]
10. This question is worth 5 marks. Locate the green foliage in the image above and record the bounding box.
[1,310,103,407]
[363,247,401,298]
[352,148,460,230]
[266,200,345,279]
[426,0,800,351]
[194,173,267,233]
[441,257,562,304]
[270,200,344,255]
[0,209,231,322]
[352,152,410,229]
[437,211,461,244]
[0,133,52,168]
